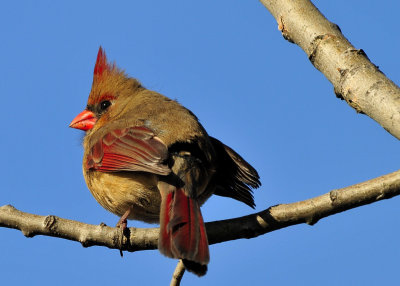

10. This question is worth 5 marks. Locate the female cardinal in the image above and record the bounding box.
[70,47,260,276]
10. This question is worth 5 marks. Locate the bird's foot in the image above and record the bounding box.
[116,217,128,230]
[116,208,133,257]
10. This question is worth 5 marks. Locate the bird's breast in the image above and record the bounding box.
[83,169,162,223]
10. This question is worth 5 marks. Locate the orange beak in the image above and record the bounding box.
[69,110,97,131]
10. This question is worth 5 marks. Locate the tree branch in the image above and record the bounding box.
[259,0,400,140]
[1,169,400,252]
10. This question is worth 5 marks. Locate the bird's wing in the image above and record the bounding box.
[209,137,261,208]
[86,126,171,175]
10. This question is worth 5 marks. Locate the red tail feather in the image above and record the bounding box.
[159,192,173,258]
[159,187,209,276]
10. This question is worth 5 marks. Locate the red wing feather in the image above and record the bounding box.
[86,126,170,175]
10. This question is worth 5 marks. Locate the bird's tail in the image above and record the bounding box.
[158,183,209,276]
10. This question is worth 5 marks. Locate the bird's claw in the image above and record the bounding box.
[116,208,133,257]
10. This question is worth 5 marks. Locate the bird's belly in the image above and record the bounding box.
[83,170,161,223]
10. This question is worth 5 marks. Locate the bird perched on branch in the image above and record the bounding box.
[70,47,261,276]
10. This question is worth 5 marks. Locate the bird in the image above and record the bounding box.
[69,47,261,276]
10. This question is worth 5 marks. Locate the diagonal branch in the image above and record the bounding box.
[1,169,400,252]
[259,0,400,140]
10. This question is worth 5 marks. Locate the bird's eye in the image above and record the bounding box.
[100,100,112,111]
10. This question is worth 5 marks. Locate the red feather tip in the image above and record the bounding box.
[94,46,111,77]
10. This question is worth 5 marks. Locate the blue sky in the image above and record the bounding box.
[1,1,399,285]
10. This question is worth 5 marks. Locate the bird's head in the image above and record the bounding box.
[69,47,142,131]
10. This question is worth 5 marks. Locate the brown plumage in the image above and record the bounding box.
[70,47,260,276]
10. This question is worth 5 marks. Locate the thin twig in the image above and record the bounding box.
[170,260,186,286]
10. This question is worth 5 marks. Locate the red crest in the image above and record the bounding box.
[94,46,111,77]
